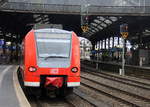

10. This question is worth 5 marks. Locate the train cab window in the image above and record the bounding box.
[35,32,71,60]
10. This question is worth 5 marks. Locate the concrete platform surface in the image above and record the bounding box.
[0,65,20,107]
[0,65,30,107]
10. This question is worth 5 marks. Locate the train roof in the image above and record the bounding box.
[34,28,72,34]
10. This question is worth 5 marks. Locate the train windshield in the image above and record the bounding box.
[36,33,71,60]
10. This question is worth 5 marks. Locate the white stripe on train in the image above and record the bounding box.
[67,82,80,87]
[24,82,40,87]
[24,81,80,87]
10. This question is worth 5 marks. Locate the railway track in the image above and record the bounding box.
[24,84,110,107]
[81,66,150,107]
[81,60,150,80]
[81,65,150,90]
[17,66,109,107]
[17,64,150,107]
[26,89,105,107]
[18,74,103,107]
[19,78,96,107]
[17,70,75,107]
[81,77,150,107]
[28,94,75,107]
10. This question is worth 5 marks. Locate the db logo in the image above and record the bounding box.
[51,69,58,74]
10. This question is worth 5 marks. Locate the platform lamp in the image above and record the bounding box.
[80,4,90,34]
[120,24,128,76]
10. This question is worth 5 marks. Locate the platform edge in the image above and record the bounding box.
[13,66,31,107]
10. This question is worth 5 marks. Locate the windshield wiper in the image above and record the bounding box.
[43,56,67,60]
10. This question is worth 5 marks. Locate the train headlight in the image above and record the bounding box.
[71,67,78,73]
[28,66,37,72]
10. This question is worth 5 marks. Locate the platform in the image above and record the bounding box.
[0,65,20,107]
[0,65,31,107]
[81,59,150,79]
[84,59,150,70]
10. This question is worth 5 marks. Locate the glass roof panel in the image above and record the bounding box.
[92,29,97,32]
[94,19,101,24]
[91,23,97,26]
[97,16,105,21]
[100,23,107,27]
[97,25,103,30]
[109,17,118,22]
[93,28,99,31]
[104,19,112,24]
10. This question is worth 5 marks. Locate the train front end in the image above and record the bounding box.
[22,29,80,95]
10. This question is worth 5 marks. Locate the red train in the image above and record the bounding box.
[19,28,80,96]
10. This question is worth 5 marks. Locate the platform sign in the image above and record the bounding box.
[120,24,128,76]
[81,25,89,32]
[120,24,128,39]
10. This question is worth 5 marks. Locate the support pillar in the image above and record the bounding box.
[101,40,103,49]
[125,39,127,59]
[117,36,120,60]
[99,41,101,50]
[99,41,101,49]
[118,36,120,45]
[112,36,114,60]
[108,37,110,49]
[105,39,106,49]
[112,36,114,48]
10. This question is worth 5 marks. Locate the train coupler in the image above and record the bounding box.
[44,77,64,89]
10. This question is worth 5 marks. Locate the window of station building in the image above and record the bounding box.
[114,37,118,47]
[97,42,99,50]
[126,40,132,51]
[118,37,132,50]
[99,41,101,49]
[119,37,122,45]
[95,44,97,50]
[119,38,123,48]
[108,37,132,50]
[103,40,105,49]
[110,37,113,48]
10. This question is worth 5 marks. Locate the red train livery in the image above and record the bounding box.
[19,28,80,96]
